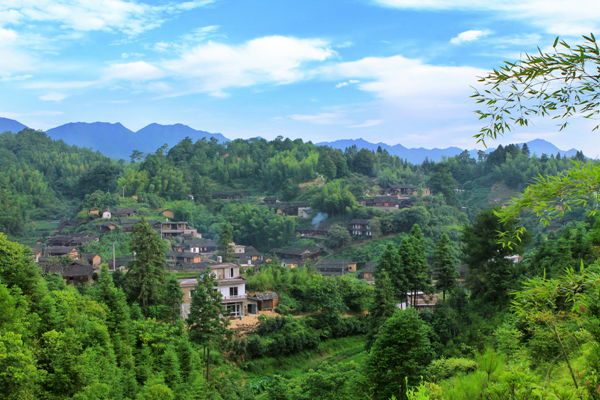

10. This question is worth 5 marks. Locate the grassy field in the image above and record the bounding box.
[243,335,367,379]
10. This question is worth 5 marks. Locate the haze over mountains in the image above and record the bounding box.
[0,117,579,162]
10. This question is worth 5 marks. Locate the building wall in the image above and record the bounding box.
[217,283,246,299]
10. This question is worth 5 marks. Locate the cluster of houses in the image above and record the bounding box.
[32,234,103,284]
[30,184,439,319]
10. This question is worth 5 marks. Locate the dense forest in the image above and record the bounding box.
[0,122,598,399]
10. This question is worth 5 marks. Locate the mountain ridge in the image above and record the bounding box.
[0,116,581,162]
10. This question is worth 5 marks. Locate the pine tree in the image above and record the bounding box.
[90,266,133,366]
[187,270,228,381]
[367,309,433,400]
[126,220,167,312]
[399,225,430,308]
[366,270,396,349]
[377,244,407,300]
[217,223,235,263]
[433,233,457,301]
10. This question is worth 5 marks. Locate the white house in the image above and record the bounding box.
[179,262,256,319]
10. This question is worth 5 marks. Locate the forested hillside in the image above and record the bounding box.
[0,130,121,236]
[0,116,598,400]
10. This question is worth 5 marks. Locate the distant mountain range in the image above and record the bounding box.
[0,118,228,159]
[317,138,579,163]
[0,117,580,162]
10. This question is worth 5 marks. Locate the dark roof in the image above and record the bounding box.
[40,260,94,278]
[47,235,98,246]
[250,292,278,301]
[182,239,217,247]
[359,262,376,273]
[168,251,201,258]
[209,262,239,269]
[349,219,370,225]
[242,246,262,256]
[316,259,355,266]
[271,246,323,256]
[169,262,210,271]
[46,246,78,255]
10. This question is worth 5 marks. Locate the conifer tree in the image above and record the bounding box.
[399,225,430,307]
[217,223,235,263]
[433,233,457,301]
[187,270,228,381]
[366,269,396,349]
[367,309,433,400]
[377,244,407,300]
[90,266,133,366]
[126,220,167,311]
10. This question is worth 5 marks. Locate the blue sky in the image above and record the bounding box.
[1,0,600,152]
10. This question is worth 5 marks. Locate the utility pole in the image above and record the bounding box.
[112,242,116,271]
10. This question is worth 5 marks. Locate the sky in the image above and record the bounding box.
[2,0,600,153]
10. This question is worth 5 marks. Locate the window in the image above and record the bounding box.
[229,286,238,296]
[230,267,235,278]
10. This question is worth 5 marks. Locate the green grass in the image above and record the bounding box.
[244,335,367,378]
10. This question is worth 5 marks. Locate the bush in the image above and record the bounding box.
[426,358,478,382]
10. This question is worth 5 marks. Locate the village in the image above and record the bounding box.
[30,184,441,330]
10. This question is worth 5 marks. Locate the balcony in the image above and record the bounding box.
[221,294,247,302]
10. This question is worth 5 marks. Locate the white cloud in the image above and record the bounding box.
[39,92,67,101]
[25,80,98,89]
[290,112,350,125]
[335,79,359,88]
[349,119,382,128]
[104,61,164,81]
[0,27,33,77]
[162,36,334,96]
[450,29,492,44]
[0,0,214,35]
[373,0,600,36]
[153,25,220,53]
[327,55,483,104]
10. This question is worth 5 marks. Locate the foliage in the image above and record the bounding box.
[473,34,600,144]
[187,270,227,346]
[433,233,457,301]
[325,224,352,249]
[125,221,171,314]
[462,209,522,306]
[366,269,396,349]
[222,203,296,252]
[496,161,600,247]
[367,309,434,400]
[312,180,358,216]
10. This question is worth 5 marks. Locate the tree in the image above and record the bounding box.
[473,34,600,144]
[433,233,457,301]
[312,180,358,216]
[217,222,235,262]
[427,163,458,205]
[186,270,227,381]
[325,224,352,249]
[367,309,434,400]
[377,244,407,300]
[473,35,600,244]
[399,225,430,308]
[126,221,167,311]
[462,209,519,306]
[366,270,396,350]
